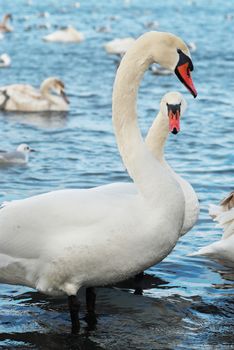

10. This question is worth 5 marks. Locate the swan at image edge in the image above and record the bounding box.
[190,191,234,265]
[0,77,69,112]
[0,31,197,332]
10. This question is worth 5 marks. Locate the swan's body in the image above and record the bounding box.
[191,192,234,265]
[0,31,197,331]
[0,77,69,112]
[43,26,84,43]
[0,53,11,68]
[0,14,13,33]
[104,37,135,56]
[0,144,34,165]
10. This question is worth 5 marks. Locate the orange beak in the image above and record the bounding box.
[168,105,181,134]
[176,63,197,98]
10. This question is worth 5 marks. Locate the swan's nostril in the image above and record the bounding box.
[172,128,178,135]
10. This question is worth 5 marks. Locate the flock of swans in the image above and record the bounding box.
[0,21,233,334]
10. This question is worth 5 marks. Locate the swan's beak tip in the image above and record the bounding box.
[171,128,178,135]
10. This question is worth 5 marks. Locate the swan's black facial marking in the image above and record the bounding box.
[167,103,181,135]
[175,49,197,98]
[176,49,194,71]
[166,102,181,115]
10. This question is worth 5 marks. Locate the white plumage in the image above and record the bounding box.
[191,191,234,265]
[43,26,84,43]
[0,77,69,112]
[0,31,197,331]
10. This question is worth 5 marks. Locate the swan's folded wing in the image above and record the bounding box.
[216,208,234,239]
[0,187,133,260]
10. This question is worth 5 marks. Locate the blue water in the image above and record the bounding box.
[0,0,233,349]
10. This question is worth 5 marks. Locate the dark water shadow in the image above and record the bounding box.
[1,275,234,349]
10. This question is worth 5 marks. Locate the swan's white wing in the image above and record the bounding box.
[0,187,135,260]
[0,84,49,111]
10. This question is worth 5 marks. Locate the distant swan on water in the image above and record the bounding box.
[0,53,11,68]
[104,37,135,56]
[0,31,197,334]
[0,14,13,33]
[43,26,84,42]
[0,77,69,112]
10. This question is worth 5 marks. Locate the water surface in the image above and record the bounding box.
[0,0,233,349]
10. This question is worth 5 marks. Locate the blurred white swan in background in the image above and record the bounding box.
[0,77,69,111]
[104,37,135,56]
[0,14,13,33]
[0,144,35,165]
[191,191,234,266]
[150,64,172,76]
[43,26,84,42]
[0,54,11,68]
[0,31,197,333]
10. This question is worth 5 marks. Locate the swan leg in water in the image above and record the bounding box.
[133,271,144,295]
[85,287,97,327]
[0,90,10,109]
[68,295,80,334]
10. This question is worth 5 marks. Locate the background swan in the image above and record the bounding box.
[43,26,84,42]
[0,14,13,33]
[0,144,35,165]
[0,31,197,333]
[191,191,234,266]
[104,37,135,56]
[0,53,11,68]
[0,77,69,112]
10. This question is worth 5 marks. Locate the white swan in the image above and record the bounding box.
[0,14,13,33]
[0,31,197,333]
[0,53,11,68]
[43,26,84,43]
[191,191,234,266]
[104,37,135,56]
[0,77,69,112]
[0,144,35,165]
[100,91,199,236]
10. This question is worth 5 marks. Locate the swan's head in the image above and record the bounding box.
[41,77,69,104]
[4,14,12,22]
[17,144,35,154]
[148,32,197,98]
[160,91,187,135]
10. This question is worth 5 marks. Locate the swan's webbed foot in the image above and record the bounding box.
[0,90,10,110]
[68,295,80,334]
[134,271,144,295]
[85,287,97,328]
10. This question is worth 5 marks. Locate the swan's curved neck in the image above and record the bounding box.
[145,111,169,163]
[112,33,177,202]
[40,81,52,96]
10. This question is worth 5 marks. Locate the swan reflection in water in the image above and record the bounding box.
[0,111,68,129]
